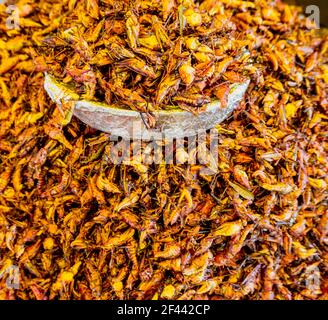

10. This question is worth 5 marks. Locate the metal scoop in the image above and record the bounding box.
[44,73,249,140]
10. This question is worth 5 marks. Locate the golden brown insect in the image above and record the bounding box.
[173,93,210,107]
[0,55,29,75]
[96,174,121,194]
[126,10,140,49]
[20,240,42,263]
[178,58,195,86]
[241,265,262,296]
[43,123,73,150]
[86,0,100,20]
[41,170,71,198]
[261,262,276,300]
[12,157,30,193]
[214,225,254,266]
[156,75,181,105]
[120,209,142,230]
[305,52,318,73]
[114,189,141,212]
[109,83,148,112]
[118,58,157,79]
[165,37,184,74]
[183,251,213,284]
[0,165,13,194]
[102,229,135,250]
[152,16,172,50]
[195,60,215,79]
[177,290,196,300]
[138,270,164,299]
[212,82,230,108]
[154,243,181,259]
[158,258,182,272]
[106,38,136,61]
[162,0,176,21]
[85,262,102,297]
[126,240,139,267]
[30,284,48,300]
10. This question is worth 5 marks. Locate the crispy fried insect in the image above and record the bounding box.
[102,229,135,250]
[107,40,135,61]
[156,75,181,105]
[126,10,140,49]
[179,59,196,86]
[152,16,172,50]
[162,0,176,21]
[85,262,102,297]
[118,58,157,79]
[0,165,13,194]
[173,93,210,107]
[41,170,70,197]
[154,243,181,259]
